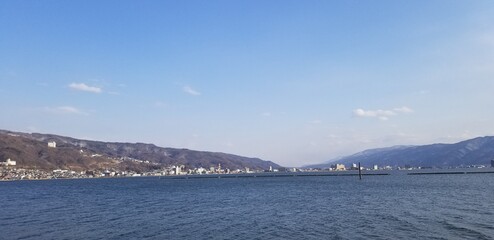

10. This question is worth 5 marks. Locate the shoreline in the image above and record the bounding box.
[2,168,494,182]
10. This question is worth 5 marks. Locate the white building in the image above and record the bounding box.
[335,164,346,171]
[48,141,57,148]
[196,167,207,174]
[174,165,185,175]
[1,158,16,166]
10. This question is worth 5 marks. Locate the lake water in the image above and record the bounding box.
[1,174,494,240]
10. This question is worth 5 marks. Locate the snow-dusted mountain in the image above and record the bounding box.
[306,137,494,168]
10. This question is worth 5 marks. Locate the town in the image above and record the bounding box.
[2,157,493,181]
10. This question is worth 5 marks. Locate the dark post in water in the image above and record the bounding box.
[358,162,362,180]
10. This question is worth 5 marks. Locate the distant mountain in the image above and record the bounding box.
[306,137,494,168]
[0,130,280,171]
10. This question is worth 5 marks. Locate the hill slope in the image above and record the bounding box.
[307,137,494,168]
[0,130,280,171]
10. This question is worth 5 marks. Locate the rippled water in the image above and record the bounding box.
[1,174,494,240]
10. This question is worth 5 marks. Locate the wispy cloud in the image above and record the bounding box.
[44,106,88,115]
[353,106,413,121]
[69,83,102,93]
[183,85,201,96]
[393,106,413,114]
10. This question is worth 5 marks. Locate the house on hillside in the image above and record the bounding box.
[48,141,57,148]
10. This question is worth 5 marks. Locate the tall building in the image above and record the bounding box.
[491,159,494,168]
[175,165,185,175]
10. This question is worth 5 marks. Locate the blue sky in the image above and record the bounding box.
[1,0,494,167]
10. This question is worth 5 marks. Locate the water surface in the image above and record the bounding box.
[1,174,493,239]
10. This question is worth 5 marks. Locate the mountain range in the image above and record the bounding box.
[0,130,280,171]
[306,136,494,168]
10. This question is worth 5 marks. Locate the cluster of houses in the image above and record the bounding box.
[162,164,261,176]
[329,163,388,171]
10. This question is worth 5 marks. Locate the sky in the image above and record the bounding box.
[1,0,494,167]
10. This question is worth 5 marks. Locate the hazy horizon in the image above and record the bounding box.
[2,0,494,167]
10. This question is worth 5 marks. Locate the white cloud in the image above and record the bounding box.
[44,106,87,115]
[353,109,395,121]
[353,106,413,121]
[69,83,102,93]
[183,85,201,96]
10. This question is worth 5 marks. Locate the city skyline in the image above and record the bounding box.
[1,0,494,166]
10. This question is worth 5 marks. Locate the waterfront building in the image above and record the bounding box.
[491,160,494,168]
[335,164,346,171]
[196,167,207,174]
[373,165,379,170]
[174,165,185,175]
[0,158,16,166]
